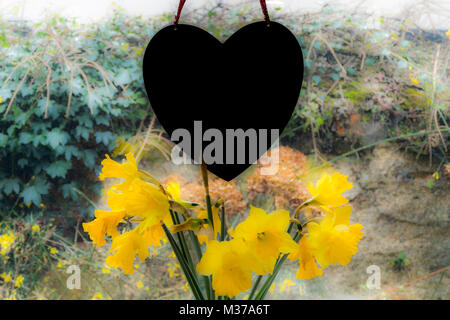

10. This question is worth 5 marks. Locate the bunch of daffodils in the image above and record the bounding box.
[83,153,363,299]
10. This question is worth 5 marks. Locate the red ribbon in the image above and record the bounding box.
[259,0,271,25]
[173,0,271,26]
[173,0,187,26]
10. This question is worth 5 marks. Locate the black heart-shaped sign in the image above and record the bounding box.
[143,21,303,181]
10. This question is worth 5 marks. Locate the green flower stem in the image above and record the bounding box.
[254,223,301,300]
[200,162,215,300]
[201,162,214,229]
[248,275,263,300]
[220,205,226,241]
[188,230,203,263]
[170,210,193,269]
[162,223,204,300]
[255,233,301,300]
[255,254,289,300]
[210,275,215,300]
[186,229,211,300]
[174,211,197,277]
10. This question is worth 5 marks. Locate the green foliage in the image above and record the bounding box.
[391,252,410,271]
[0,217,55,298]
[0,4,448,224]
[0,11,164,221]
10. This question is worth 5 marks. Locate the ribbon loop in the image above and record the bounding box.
[173,0,271,26]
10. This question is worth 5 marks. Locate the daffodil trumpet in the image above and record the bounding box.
[83,153,363,300]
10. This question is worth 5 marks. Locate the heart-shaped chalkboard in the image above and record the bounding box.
[143,21,303,181]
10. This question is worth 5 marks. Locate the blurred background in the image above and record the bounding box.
[0,0,448,300]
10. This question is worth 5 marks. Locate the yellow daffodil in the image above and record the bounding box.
[196,240,252,298]
[138,219,170,247]
[99,152,139,190]
[168,262,180,278]
[279,278,295,293]
[15,275,24,288]
[0,233,15,255]
[106,179,169,225]
[166,181,198,208]
[196,207,221,244]
[101,268,111,274]
[136,280,144,290]
[288,235,323,280]
[91,292,105,300]
[306,172,353,209]
[31,224,40,233]
[83,153,174,275]
[49,247,58,255]
[410,76,419,85]
[229,206,297,275]
[1,272,12,283]
[307,206,363,269]
[105,229,150,275]
[82,209,126,247]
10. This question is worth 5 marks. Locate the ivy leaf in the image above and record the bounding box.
[81,149,97,169]
[33,134,47,147]
[115,69,132,86]
[365,58,375,66]
[330,73,340,81]
[95,115,110,126]
[347,67,356,76]
[95,131,115,145]
[64,145,80,160]
[0,134,8,147]
[21,186,41,206]
[312,76,321,85]
[45,160,72,178]
[1,178,21,195]
[47,129,68,149]
[62,182,79,201]
[75,125,91,141]
[18,159,28,168]
[19,132,34,144]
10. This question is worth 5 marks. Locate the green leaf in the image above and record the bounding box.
[62,182,79,200]
[18,159,28,168]
[115,69,132,85]
[330,73,339,81]
[45,160,72,178]
[47,129,68,149]
[33,134,47,147]
[21,186,42,206]
[1,178,21,195]
[75,126,91,141]
[347,67,356,75]
[95,131,115,145]
[312,76,321,85]
[19,132,34,144]
[81,149,97,169]
[0,134,8,147]
[64,145,80,160]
